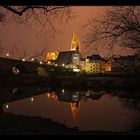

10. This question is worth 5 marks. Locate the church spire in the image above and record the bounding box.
[70,31,81,52]
[70,102,80,124]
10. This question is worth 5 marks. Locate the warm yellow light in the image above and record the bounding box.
[47,93,50,98]
[6,53,9,57]
[55,64,58,67]
[47,61,51,64]
[62,89,65,93]
[73,68,80,72]
[46,52,59,61]
[31,97,34,102]
[22,58,26,61]
[62,64,65,67]
[39,61,43,64]
[6,104,8,109]
[31,58,34,61]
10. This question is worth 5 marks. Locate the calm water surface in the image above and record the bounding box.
[2,88,140,132]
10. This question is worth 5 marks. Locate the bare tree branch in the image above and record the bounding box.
[2,6,69,16]
[84,6,140,53]
[0,6,72,34]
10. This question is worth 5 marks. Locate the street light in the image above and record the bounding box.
[6,53,9,57]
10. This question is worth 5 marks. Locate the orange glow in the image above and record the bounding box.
[71,31,81,52]
[104,62,112,72]
[70,102,80,123]
[47,92,58,100]
[45,52,59,61]
[6,53,10,57]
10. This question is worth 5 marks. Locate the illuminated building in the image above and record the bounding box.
[85,55,105,73]
[104,61,112,72]
[45,51,59,62]
[54,31,81,68]
[54,51,80,68]
[70,31,81,52]
[72,52,80,65]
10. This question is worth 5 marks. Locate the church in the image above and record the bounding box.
[53,31,81,69]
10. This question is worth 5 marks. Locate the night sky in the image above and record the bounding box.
[0,6,135,59]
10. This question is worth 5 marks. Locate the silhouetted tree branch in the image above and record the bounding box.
[2,6,70,17]
[85,6,140,52]
[0,6,72,33]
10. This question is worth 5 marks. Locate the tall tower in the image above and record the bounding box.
[70,31,81,52]
[70,102,80,124]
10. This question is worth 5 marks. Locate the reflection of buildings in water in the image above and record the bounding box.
[56,90,81,103]
[45,89,104,124]
[46,92,58,100]
[59,89,104,102]
[70,102,80,124]
[45,89,104,103]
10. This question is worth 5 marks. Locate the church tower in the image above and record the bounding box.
[70,102,80,124]
[70,31,81,52]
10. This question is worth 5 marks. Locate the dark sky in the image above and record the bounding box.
[0,6,135,59]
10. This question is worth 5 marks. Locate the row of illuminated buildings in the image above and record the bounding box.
[43,31,140,73]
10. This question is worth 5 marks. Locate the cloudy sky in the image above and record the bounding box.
[0,6,134,59]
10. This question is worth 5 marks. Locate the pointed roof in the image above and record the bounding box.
[70,102,80,124]
[70,31,81,52]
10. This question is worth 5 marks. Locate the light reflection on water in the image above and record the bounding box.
[2,87,140,132]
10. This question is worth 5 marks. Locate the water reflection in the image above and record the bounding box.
[1,87,140,132]
[45,89,104,124]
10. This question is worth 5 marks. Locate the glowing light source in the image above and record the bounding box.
[31,58,34,61]
[31,97,34,102]
[73,68,80,72]
[55,64,58,67]
[6,104,8,109]
[39,61,43,64]
[62,89,65,93]
[62,64,65,67]
[47,93,50,98]
[22,58,26,62]
[47,61,51,64]
[6,53,9,57]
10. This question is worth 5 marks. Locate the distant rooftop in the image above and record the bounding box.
[87,54,104,61]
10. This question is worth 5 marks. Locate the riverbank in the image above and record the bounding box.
[0,113,139,135]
